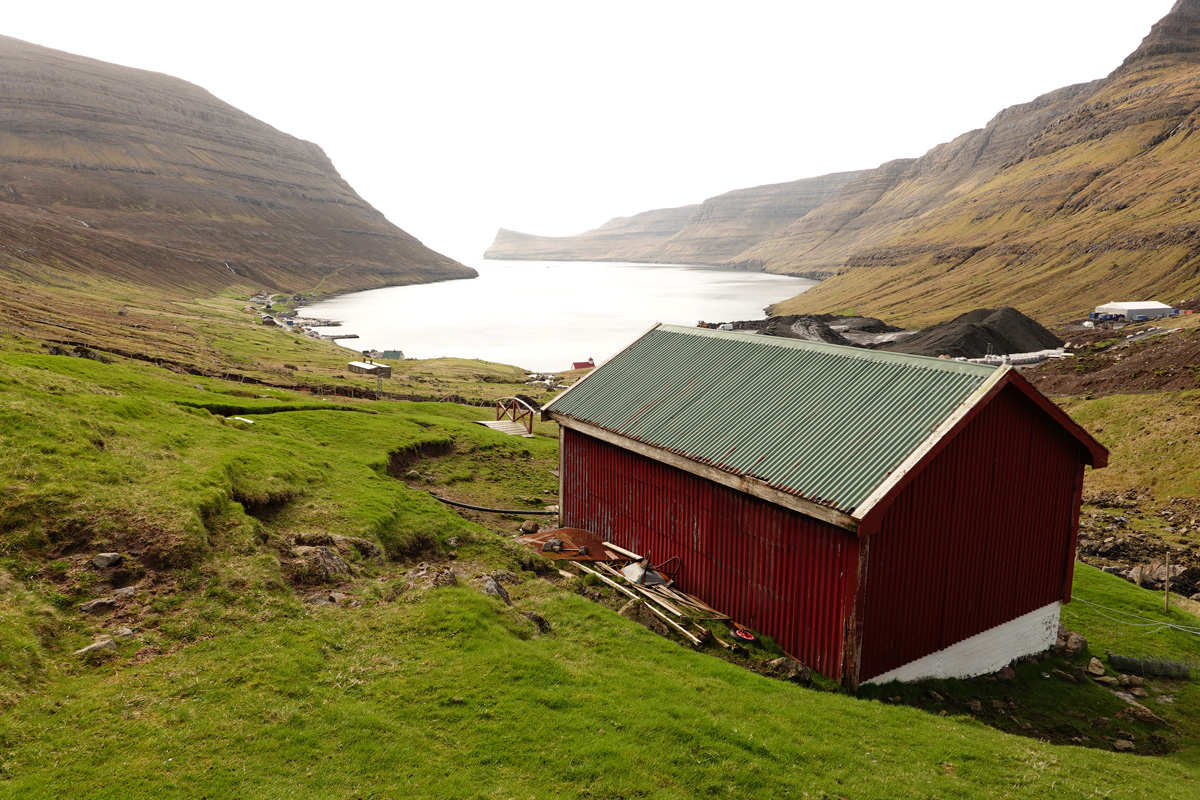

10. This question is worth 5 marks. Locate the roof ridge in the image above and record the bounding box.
[656,324,997,377]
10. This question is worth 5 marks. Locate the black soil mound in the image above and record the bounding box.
[881,307,1062,359]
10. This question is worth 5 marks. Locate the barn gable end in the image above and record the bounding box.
[857,382,1091,683]
[545,324,1106,688]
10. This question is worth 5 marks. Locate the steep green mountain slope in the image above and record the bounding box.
[736,81,1100,281]
[489,1,1200,324]
[777,21,1200,325]
[0,35,473,294]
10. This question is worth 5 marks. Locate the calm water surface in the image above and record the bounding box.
[297,259,815,372]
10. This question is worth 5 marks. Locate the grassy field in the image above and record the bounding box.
[2,562,1199,798]
[2,283,1200,797]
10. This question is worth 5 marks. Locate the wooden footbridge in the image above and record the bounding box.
[475,396,537,438]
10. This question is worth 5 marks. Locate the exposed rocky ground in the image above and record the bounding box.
[712,313,902,346]
[1075,491,1200,600]
[1027,325,1200,397]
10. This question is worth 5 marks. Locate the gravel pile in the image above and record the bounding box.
[880,307,1062,359]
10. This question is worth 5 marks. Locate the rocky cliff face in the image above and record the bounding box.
[484,172,863,265]
[484,205,700,261]
[1121,0,1200,67]
[775,3,1200,324]
[737,81,1102,278]
[485,73,1097,281]
[0,35,473,293]
[643,172,865,265]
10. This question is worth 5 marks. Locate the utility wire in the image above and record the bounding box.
[1070,596,1200,636]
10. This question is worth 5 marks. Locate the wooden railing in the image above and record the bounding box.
[495,396,536,435]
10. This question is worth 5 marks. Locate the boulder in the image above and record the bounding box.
[481,575,512,606]
[1115,704,1169,727]
[1087,657,1106,676]
[74,638,118,657]
[1065,632,1088,658]
[1113,740,1135,752]
[293,546,351,580]
[768,657,812,683]
[432,568,458,588]
[112,586,136,597]
[295,533,382,563]
[79,597,117,613]
[92,553,122,569]
[1094,676,1120,687]
[520,520,541,535]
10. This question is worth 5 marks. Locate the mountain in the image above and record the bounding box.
[484,172,865,267]
[486,205,700,262]
[488,1,1200,325]
[0,35,474,293]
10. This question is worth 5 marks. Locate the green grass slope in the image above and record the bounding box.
[0,313,1197,796]
[1,565,1198,798]
[1,271,1199,796]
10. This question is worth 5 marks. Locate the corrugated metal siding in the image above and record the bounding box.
[547,324,995,513]
[562,427,857,678]
[859,384,1086,681]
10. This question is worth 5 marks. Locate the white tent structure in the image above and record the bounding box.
[1093,301,1176,320]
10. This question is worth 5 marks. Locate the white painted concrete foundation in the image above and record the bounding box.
[865,601,1061,685]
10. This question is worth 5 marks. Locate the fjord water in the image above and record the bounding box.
[297,259,815,372]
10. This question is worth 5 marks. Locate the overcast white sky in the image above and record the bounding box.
[3,1,1178,263]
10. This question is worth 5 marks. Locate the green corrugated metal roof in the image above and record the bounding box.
[545,324,998,514]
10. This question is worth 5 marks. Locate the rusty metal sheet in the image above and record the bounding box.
[514,527,624,562]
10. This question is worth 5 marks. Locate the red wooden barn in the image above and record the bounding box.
[542,324,1107,688]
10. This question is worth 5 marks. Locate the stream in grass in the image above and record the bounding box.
[296,259,816,372]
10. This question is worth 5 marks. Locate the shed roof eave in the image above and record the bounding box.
[541,322,664,422]
[551,414,860,534]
